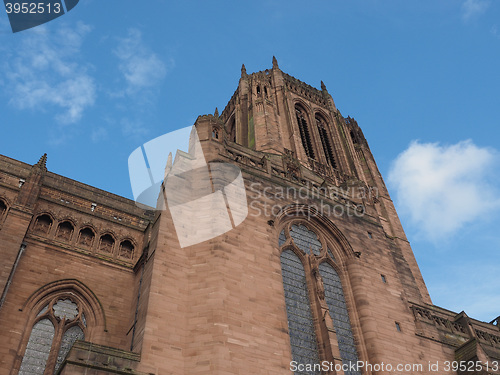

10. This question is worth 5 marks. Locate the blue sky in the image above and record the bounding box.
[1,0,499,322]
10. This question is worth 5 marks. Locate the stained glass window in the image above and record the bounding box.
[18,319,55,375]
[54,326,84,374]
[327,247,336,263]
[19,297,86,375]
[290,225,322,256]
[279,222,360,374]
[53,299,79,320]
[280,250,320,374]
[319,262,361,375]
[279,229,287,247]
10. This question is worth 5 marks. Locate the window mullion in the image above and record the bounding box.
[43,318,65,375]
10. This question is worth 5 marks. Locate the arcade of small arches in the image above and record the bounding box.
[30,213,135,261]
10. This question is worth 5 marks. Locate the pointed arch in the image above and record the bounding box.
[226,114,236,143]
[295,104,315,160]
[275,204,365,373]
[15,279,106,375]
[315,114,337,168]
[21,279,106,334]
[275,204,358,262]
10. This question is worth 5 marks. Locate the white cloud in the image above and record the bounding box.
[388,140,500,242]
[1,22,96,124]
[114,29,171,95]
[462,0,490,21]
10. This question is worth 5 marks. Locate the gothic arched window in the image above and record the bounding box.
[350,130,358,144]
[316,115,337,168]
[18,298,86,375]
[295,106,315,160]
[212,127,219,140]
[279,222,361,374]
[227,116,236,143]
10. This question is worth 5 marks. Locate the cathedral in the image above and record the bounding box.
[0,58,498,375]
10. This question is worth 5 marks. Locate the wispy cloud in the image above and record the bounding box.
[114,28,171,96]
[462,0,490,21]
[1,22,96,124]
[121,118,149,137]
[388,140,500,243]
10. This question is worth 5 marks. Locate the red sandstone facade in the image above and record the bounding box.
[0,59,498,375]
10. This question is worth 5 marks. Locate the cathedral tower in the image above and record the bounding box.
[0,60,498,375]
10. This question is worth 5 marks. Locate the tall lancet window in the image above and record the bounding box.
[280,249,321,373]
[18,297,87,375]
[319,262,361,374]
[279,223,361,375]
[295,106,315,160]
[316,116,337,169]
[228,116,236,143]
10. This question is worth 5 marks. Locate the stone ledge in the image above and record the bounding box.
[59,341,153,375]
